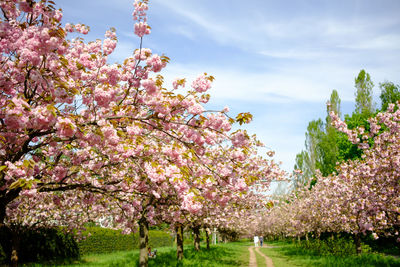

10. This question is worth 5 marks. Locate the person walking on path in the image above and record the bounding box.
[259,236,264,247]
[253,235,259,247]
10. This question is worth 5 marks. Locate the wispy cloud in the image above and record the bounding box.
[168,25,197,40]
[151,0,400,63]
[258,50,328,60]
[151,0,245,45]
[159,62,358,104]
[338,34,400,50]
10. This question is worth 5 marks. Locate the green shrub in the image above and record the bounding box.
[78,227,174,255]
[148,229,174,249]
[363,233,400,255]
[295,233,375,256]
[77,227,137,255]
[0,226,79,265]
[297,236,357,256]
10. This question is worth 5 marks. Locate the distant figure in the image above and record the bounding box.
[253,235,259,247]
[259,236,264,247]
[148,247,157,258]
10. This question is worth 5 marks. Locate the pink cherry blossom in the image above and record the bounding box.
[191,74,212,93]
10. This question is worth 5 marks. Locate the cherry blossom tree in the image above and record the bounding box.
[259,102,400,254]
[1,1,285,266]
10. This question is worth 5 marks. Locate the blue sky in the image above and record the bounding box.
[56,0,400,173]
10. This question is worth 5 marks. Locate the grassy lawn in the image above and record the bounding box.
[23,241,251,266]
[260,240,400,267]
[21,239,400,266]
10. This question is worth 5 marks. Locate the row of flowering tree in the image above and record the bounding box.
[259,103,400,254]
[0,0,284,266]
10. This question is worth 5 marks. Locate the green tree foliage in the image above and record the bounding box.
[336,111,373,162]
[305,119,325,174]
[294,150,311,187]
[326,89,341,124]
[293,71,400,186]
[293,119,324,187]
[318,126,338,176]
[336,71,378,162]
[355,70,374,114]
[379,81,400,111]
[318,89,342,176]
[294,90,343,185]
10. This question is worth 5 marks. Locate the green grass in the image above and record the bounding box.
[22,241,251,267]
[254,247,267,267]
[146,242,250,267]
[21,239,400,266]
[259,240,400,267]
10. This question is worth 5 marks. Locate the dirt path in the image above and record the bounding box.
[248,247,257,267]
[255,247,274,267]
[248,246,274,267]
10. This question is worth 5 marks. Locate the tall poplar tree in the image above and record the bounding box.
[294,90,342,184]
[354,70,374,114]
[294,150,312,187]
[379,81,400,111]
[294,119,324,187]
[326,89,341,126]
[319,90,341,176]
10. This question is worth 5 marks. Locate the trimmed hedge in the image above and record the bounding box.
[0,226,174,263]
[78,227,174,255]
[147,229,174,249]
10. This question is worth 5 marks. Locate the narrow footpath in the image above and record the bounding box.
[248,247,257,267]
[248,246,274,267]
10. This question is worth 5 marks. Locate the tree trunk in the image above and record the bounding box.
[354,233,362,254]
[0,201,6,261]
[193,225,201,251]
[205,228,210,250]
[212,228,217,245]
[305,233,309,241]
[0,200,6,229]
[138,217,149,267]
[398,241,400,255]
[176,224,184,260]
[0,188,22,228]
[11,230,20,267]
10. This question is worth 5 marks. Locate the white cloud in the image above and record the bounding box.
[152,0,236,42]
[258,49,328,60]
[339,34,400,50]
[151,0,249,46]
[56,0,400,174]
[151,0,400,66]
[169,25,197,40]
[159,62,360,104]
